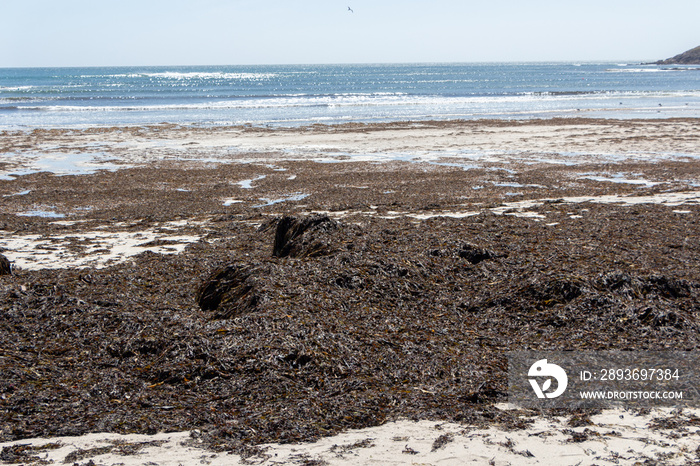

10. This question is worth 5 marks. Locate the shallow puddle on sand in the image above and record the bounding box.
[2,189,31,197]
[0,152,123,179]
[237,174,267,189]
[253,193,310,208]
[578,172,663,187]
[16,209,66,218]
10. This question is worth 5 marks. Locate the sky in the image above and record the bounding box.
[2,0,699,67]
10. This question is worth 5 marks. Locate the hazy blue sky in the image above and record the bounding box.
[2,0,699,67]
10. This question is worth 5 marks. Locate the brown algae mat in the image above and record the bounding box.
[2,199,700,451]
[1,121,700,454]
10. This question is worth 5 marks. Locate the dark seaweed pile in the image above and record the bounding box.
[1,202,700,452]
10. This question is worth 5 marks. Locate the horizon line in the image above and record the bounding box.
[0,59,664,69]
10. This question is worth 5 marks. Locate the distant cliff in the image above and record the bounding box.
[655,45,700,64]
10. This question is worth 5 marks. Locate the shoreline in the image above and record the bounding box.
[2,117,699,179]
[3,115,700,137]
[1,117,700,464]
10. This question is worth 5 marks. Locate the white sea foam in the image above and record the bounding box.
[19,88,698,117]
[0,85,36,91]
[606,68,674,73]
[101,71,279,80]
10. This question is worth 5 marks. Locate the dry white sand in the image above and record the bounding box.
[2,406,699,465]
[0,219,201,271]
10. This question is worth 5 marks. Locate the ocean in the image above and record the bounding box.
[1,62,699,128]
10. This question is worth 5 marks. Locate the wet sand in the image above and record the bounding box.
[1,118,700,464]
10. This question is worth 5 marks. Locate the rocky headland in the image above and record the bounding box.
[655,45,700,65]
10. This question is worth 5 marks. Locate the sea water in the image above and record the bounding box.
[1,63,699,128]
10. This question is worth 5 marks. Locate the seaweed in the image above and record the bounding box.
[195,263,259,318]
[272,215,338,258]
[0,254,11,276]
[1,158,700,456]
[0,442,60,464]
[431,432,454,451]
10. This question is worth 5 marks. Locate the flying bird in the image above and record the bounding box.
[348,6,353,13]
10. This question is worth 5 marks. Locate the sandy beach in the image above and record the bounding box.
[2,407,700,465]
[2,118,700,464]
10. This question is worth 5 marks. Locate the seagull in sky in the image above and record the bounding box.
[348,6,354,13]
